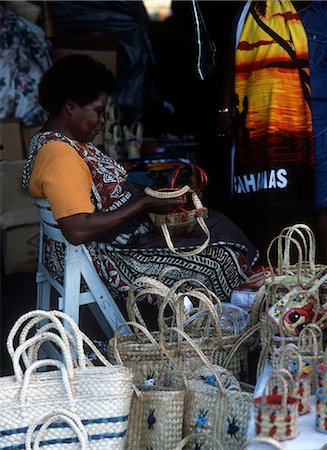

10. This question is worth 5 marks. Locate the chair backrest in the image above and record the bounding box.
[34,197,65,243]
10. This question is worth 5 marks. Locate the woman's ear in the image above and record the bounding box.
[65,99,76,115]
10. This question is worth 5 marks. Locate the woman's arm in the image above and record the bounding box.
[57,193,184,245]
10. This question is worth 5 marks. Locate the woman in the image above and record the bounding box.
[22,54,262,305]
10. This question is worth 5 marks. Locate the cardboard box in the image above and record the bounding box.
[22,125,42,155]
[53,48,117,75]
[1,206,39,275]
[0,160,35,215]
[0,119,25,161]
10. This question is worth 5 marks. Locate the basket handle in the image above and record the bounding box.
[157,283,223,345]
[282,224,316,274]
[6,310,81,367]
[174,432,223,450]
[20,359,74,406]
[170,164,208,193]
[160,327,226,392]
[261,369,293,412]
[161,192,211,257]
[13,331,75,382]
[242,436,285,449]
[298,323,323,355]
[266,235,303,284]
[144,184,191,198]
[279,343,303,383]
[13,311,86,370]
[25,409,89,450]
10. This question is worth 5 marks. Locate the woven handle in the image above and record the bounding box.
[13,331,75,382]
[174,432,223,450]
[283,224,316,274]
[280,344,303,383]
[161,192,211,257]
[160,327,225,392]
[261,369,293,412]
[242,436,285,449]
[19,359,74,406]
[157,282,223,345]
[6,310,80,368]
[25,409,89,450]
[298,323,323,355]
[223,322,263,370]
[266,235,303,284]
[144,184,191,199]
[113,321,161,366]
[13,311,86,370]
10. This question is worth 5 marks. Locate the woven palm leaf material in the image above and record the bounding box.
[162,327,254,450]
[174,432,224,450]
[114,322,185,450]
[279,344,311,415]
[316,349,327,434]
[0,310,134,450]
[242,436,286,449]
[254,370,299,441]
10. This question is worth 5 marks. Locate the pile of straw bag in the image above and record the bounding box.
[0,310,134,449]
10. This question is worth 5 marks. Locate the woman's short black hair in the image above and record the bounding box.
[39,54,116,115]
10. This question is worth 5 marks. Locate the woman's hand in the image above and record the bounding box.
[142,194,185,214]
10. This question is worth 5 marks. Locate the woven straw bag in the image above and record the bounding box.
[242,436,285,449]
[0,310,133,450]
[25,409,90,450]
[113,321,185,450]
[316,349,327,434]
[144,165,210,256]
[163,327,254,450]
[279,344,311,415]
[254,369,299,441]
[174,433,223,450]
[297,323,324,394]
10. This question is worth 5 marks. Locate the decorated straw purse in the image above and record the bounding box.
[279,344,311,415]
[316,349,327,434]
[174,433,223,450]
[254,369,299,441]
[144,165,210,256]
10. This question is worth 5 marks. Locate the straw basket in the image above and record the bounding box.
[162,327,254,450]
[279,344,311,415]
[254,370,298,441]
[114,322,185,450]
[316,350,327,433]
[0,310,134,450]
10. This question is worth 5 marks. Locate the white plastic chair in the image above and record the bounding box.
[34,198,131,338]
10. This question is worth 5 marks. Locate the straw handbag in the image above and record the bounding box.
[114,322,185,450]
[297,323,324,394]
[254,369,299,441]
[0,310,134,450]
[144,165,210,256]
[25,409,90,450]
[279,344,311,415]
[174,433,223,450]
[316,349,327,434]
[163,327,254,450]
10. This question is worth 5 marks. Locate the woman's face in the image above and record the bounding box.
[70,92,109,142]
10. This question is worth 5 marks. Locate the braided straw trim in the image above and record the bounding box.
[174,433,223,450]
[144,184,191,198]
[242,436,285,449]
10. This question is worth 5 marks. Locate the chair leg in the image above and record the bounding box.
[36,277,51,311]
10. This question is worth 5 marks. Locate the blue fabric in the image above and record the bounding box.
[299,1,327,138]
[299,1,327,211]
[313,130,327,210]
